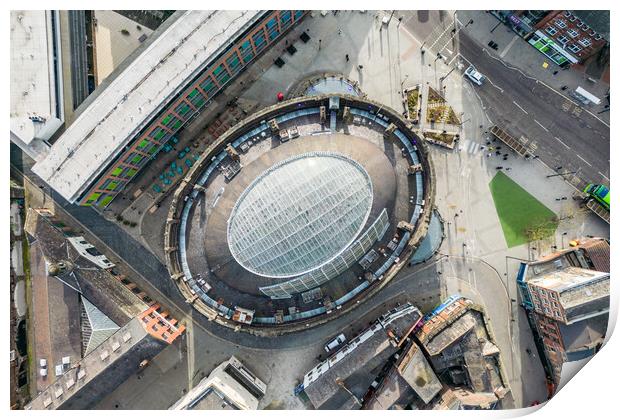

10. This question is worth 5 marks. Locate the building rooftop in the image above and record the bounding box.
[427,387,461,410]
[451,387,498,409]
[415,298,510,405]
[424,311,477,356]
[190,388,236,410]
[10,10,63,157]
[398,342,442,403]
[572,10,610,40]
[24,208,148,325]
[33,10,261,202]
[303,304,422,409]
[170,356,264,410]
[528,266,610,323]
[26,317,161,410]
[363,368,416,409]
[227,152,373,278]
[363,341,442,409]
[578,238,610,273]
[559,313,608,357]
[529,266,608,294]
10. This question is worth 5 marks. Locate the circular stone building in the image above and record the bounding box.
[165,93,434,333]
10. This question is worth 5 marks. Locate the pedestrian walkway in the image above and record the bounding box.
[458,11,609,123]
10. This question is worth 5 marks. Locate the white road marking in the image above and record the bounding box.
[536,80,610,128]
[500,35,520,58]
[485,76,504,93]
[480,47,610,129]
[599,172,610,181]
[577,154,592,166]
[399,24,422,47]
[554,136,570,149]
[512,101,528,114]
[534,119,549,132]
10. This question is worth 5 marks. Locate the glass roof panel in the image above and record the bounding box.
[227,152,373,278]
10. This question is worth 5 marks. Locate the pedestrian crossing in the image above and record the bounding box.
[458,139,487,156]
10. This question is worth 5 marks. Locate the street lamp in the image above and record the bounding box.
[400,74,409,89]
[439,66,457,85]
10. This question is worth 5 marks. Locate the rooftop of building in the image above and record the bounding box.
[398,342,442,403]
[450,387,499,409]
[571,10,610,40]
[227,152,373,279]
[528,266,608,294]
[415,298,508,402]
[363,341,442,409]
[24,208,148,324]
[415,297,472,346]
[578,237,610,273]
[33,10,261,202]
[363,368,417,409]
[559,312,608,355]
[424,310,478,356]
[189,388,237,410]
[10,10,63,152]
[426,386,461,410]
[26,317,153,410]
[170,356,263,410]
[303,305,422,409]
[528,266,610,320]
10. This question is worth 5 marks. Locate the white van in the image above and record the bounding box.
[324,333,346,353]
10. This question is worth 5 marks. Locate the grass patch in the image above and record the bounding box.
[489,172,558,248]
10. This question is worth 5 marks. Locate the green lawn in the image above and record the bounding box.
[489,172,558,248]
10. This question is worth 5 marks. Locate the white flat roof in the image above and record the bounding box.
[575,86,601,105]
[10,10,62,147]
[33,10,260,202]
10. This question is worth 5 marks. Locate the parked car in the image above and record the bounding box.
[464,65,486,86]
[39,359,47,377]
[324,333,346,353]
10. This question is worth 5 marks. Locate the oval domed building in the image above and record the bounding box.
[165,90,434,333]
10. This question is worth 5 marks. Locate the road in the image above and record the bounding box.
[400,11,610,186]
[68,10,89,109]
[457,31,610,185]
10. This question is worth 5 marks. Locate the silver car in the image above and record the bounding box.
[464,65,486,86]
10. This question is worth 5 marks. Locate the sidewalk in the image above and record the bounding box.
[458,11,609,124]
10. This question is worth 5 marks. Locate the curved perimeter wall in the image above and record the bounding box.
[164,93,436,335]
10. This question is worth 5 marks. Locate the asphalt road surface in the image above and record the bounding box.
[457,31,610,185]
[400,11,609,186]
[68,10,89,109]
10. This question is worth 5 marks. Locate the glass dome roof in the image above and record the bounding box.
[227,152,373,278]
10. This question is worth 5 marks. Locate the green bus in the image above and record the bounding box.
[583,184,610,210]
